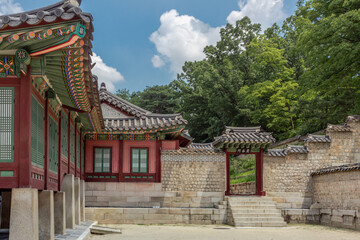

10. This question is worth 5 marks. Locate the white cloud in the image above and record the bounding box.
[151,55,165,68]
[0,0,23,15]
[227,0,287,30]
[149,9,221,74]
[91,53,124,92]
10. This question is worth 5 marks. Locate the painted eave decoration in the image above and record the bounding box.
[0,0,104,131]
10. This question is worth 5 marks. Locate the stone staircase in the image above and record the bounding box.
[227,196,287,227]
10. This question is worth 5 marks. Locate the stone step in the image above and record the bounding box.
[229,204,277,209]
[234,217,285,222]
[232,209,280,214]
[232,213,282,218]
[229,202,277,207]
[227,197,274,202]
[235,221,287,227]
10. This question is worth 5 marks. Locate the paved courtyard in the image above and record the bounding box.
[87,224,360,240]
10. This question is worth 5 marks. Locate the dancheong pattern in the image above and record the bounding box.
[0,57,15,77]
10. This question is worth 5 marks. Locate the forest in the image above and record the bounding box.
[116,0,360,142]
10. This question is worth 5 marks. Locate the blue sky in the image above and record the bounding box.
[2,0,299,92]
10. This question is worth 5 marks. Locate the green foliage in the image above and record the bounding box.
[116,84,180,114]
[114,0,359,143]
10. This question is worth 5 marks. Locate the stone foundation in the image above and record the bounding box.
[229,182,255,195]
[86,182,224,208]
[85,207,227,225]
[311,168,360,230]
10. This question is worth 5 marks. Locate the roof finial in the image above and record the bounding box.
[100,82,107,91]
[67,0,81,7]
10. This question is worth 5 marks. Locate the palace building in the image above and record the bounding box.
[1,1,360,239]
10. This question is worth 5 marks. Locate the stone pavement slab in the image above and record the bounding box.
[55,221,95,240]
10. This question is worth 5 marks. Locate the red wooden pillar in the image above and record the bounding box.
[118,140,123,182]
[57,111,62,191]
[156,140,161,182]
[43,93,49,190]
[255,149,265,196]
[84,139,87,180]
[225,150,230,196]
[18,66,32,188]
[74,123,77,177]
[67,112,71,173]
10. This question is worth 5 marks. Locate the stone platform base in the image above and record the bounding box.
[55,221,96,240]
[282,208,360,230]
[85,207,227,225]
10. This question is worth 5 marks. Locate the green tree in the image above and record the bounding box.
[131,85,180,114]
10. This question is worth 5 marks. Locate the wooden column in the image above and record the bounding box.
[74,123,77,177]
[84,138,86,180]
[57,111,62,191]
[225,150,230,196]
[118,140,123,182]
[255,149,265,196]
[156,140,161,182]
[67,112,71,173]
[18,66,32,187]
[44,93,49,190]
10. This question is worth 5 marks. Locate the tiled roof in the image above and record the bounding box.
[188,142,215,150]
[162,147,222,155]
[311,163,360,176]
[347,115,360,123]
[213,126,275,146]
[0,1,92,29]
[99,83,187,132]
[266,145,308,157]
[326,123,351,132]
[304,134,331,143]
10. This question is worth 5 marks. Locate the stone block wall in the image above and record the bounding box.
[85,207,227,225]
[85,182,224,208]
[264,118,360,210]
[161,151,226,192]
[230,182,255,195]
[311,168,360,230]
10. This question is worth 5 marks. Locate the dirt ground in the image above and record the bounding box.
[87,224,360,240]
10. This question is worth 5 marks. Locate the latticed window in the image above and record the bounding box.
[76,132,80,168]
[70,124,75,163]
[131,148,148,173]
[31,95,44,167]
[94,148,111,173]
[0,87,14,162]
[48,116,58,173]
[61,113,68,158]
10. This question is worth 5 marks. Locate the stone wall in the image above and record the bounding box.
[312,166,360,230]
[85,182,224,208]
[264,118,360,210]
[85,206,227,225]
[230,182,255,195]
[161,150,226,192]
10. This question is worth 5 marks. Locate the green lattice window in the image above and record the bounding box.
[0,87,14,162]
[94,148,111,173]
[48,116,58,173]
[61,113,68,158]
[31,95,44,167]
[76,132,80,168]
[131,148,148,173]
[70,124,75,163]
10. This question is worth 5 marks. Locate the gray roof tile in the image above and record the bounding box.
[213,126,275,146]
[311,163,360,176]
[304,134,331,143]
[99,83,187,132]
